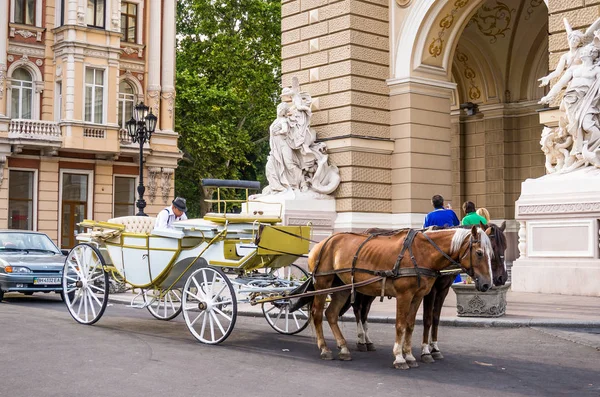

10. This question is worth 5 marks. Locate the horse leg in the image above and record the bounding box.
[326,290,353,361]
[420,288,436,364]
[312,276,335,360]
[353,294,368,352]
[363,295,377,351]
[430,276,453,360]
[402,295,422,368]
[392,295,411,370]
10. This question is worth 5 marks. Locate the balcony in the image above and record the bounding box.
[9,119,62,140]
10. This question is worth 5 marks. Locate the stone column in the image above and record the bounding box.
[0,0,8,117]
[147,0,162,119]
[387,78,455,226]
[160,0,176,132]
[66,0,79,25]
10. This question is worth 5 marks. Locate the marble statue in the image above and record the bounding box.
[258,77,340,198]
[538,18,600,172]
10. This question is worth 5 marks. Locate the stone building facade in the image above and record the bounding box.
[0,0,180,249]
[282,0,594,265]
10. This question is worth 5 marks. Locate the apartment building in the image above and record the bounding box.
[0,0,180,248]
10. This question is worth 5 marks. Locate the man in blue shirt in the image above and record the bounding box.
[423,194,460,228]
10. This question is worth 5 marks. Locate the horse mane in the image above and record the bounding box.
[449,228,494,258]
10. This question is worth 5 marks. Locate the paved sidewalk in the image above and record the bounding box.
[108,285,600,328]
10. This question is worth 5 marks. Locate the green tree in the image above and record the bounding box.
[174,0,281,217]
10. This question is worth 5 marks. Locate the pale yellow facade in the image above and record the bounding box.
[0,0,179,248]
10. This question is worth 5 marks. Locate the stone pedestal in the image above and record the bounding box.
[513,168,600,297]
[451,282,510,317]
[246,190,337,243]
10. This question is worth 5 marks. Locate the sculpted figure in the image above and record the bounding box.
[540,126,575,173]
[260,77,340,197]
[539,18,600,87]
[539,43,600,168]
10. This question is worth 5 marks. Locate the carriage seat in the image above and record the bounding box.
[107,216,157,234]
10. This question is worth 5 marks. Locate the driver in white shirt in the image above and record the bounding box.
[154,197,188,229]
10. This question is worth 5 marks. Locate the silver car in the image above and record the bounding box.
[0,230,68,302]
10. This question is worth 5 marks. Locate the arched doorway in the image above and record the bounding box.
[389,0,549,272]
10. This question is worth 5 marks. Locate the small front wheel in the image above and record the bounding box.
[62,244,109,325]
[143,288,183,321]
[182,266,237,344]
[261,264,311,335]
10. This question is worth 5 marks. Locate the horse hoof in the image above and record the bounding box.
[393,362,410,370]
[320,351,334,360]
[407,360,419,368]
[338,352,353,361]
[421,354,435,364]
[366,343,376,351]
[356,343,368,352]
[431,351,444,360]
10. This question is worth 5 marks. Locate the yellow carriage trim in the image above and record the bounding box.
[256,225,311,256]
[203,212,282,224]
[79,219,126,231]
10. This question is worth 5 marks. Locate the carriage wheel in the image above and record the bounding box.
[182,266,237,344]
[62,244,109,325]
[261,264,311,335]
[143,288,183,321]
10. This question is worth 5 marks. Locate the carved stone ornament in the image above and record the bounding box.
[250,76,341,199]
[7,55,14,62]
[147,90,160,117]
[160,168,175,203]
[395,0,411,6]
[137,74,144,81]
[0,155,6,186]
[56,65,62,77]
[147,167,162,204]
[452,283,510,317]
[161,92,175,119]
[35,59,43,66]
[0,66,5,99]
[538,17,600,173]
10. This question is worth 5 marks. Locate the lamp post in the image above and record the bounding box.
[126,102,158,216]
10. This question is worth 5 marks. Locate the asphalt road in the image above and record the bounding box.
[1,294,599,397]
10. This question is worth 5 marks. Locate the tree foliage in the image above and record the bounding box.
[174,0,281,217]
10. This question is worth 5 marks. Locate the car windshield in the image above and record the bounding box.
[0,232,60,254]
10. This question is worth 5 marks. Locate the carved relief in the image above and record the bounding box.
[0,66,5,99]
[147,167,162,204]
[395,0,411,6]
[161,168,175,203]
[147,90,160,116]
[467,1,515,44]
[123,47,137,55]
[8,44,45,58]
[35,59,43,66]
[428,0,470,58]
[161,92,175,119]
[454,47,481,101]
[518,202,600,215]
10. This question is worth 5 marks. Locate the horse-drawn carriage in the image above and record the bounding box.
[61,179,313,344]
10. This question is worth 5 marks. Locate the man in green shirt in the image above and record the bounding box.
[461,201,488,225]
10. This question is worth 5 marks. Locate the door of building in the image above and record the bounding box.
[61,173,90,249]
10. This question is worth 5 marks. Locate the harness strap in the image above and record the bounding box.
[350,234,376,303]
[421,231,462,268]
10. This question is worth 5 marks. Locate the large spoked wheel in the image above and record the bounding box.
[182,266,237,344]
[261,264,311,335]
[143,288,183,321]
[62,244,109,325]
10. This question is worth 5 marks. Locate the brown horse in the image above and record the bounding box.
[307,226,493,369]
[345,222,508,362]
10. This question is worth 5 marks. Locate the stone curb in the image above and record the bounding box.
[108,297,600,329]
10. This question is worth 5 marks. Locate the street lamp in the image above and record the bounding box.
[126,102,158,216]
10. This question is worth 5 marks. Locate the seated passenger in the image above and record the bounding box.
[154,197,188,230]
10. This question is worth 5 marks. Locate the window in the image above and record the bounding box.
[121,2,137,43]
[118,80,135,128]
[55,81,62,122]
[113,177,136,217]
[14,0,35,25]
[8,170,35,231]
[11,68,33,120]
[84,68,104,124]
[86,0,105,28]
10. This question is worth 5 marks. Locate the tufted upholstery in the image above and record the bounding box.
[108,216,157,234]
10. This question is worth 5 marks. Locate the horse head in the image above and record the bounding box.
[483,221,508,286]
[451,226,493,292]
